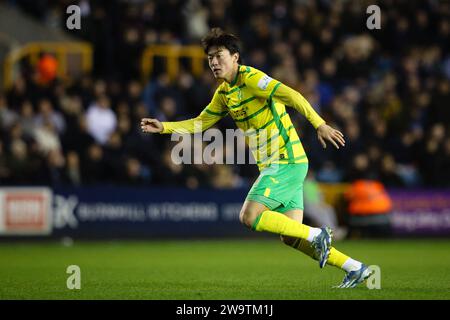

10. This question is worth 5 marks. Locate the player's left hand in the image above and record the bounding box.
[317,123,345,149]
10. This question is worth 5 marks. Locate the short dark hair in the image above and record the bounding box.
[201,28,242,63]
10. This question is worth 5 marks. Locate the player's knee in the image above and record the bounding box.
[239,208,259,229]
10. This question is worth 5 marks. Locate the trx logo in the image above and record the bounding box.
[257,75,273,90]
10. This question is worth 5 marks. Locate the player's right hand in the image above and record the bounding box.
[140,118,164,133]
[317,123,345,149]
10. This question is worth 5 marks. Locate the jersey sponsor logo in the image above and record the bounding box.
[231,107,248,118]
[257,75,273,90]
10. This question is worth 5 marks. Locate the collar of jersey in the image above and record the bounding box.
[229,65,241,87]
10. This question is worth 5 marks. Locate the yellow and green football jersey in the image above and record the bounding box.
[161,65,325,171]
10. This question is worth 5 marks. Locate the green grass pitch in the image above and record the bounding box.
[0,238,449,299]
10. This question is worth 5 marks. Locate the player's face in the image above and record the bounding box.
[207,46,239,81]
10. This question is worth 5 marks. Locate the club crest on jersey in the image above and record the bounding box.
[257,75,273,90]
[237,89,243,100]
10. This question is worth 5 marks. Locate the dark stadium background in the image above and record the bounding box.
[0,0,449,300]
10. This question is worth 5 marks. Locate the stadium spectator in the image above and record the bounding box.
[64,150,82,186]
[0,94,17,129]
[34,99,66,134]
[85,95,117,145]
[81,143,108,185]
[120,157,151,186]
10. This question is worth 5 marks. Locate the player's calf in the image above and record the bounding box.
[280,235,320,261]
[280,235,296,246]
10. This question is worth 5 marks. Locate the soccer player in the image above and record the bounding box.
[141,28,372,288]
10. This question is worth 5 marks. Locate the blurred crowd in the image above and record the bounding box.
[0,0,449,189]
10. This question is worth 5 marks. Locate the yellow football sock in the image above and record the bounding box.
[327,247,350,269]
[290,238,350,269]
[252,210,316,240]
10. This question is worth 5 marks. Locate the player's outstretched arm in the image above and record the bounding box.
[141,89,227,135]
[243,70,345,149]
[273,83,345,149]
[140,106,227,135]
